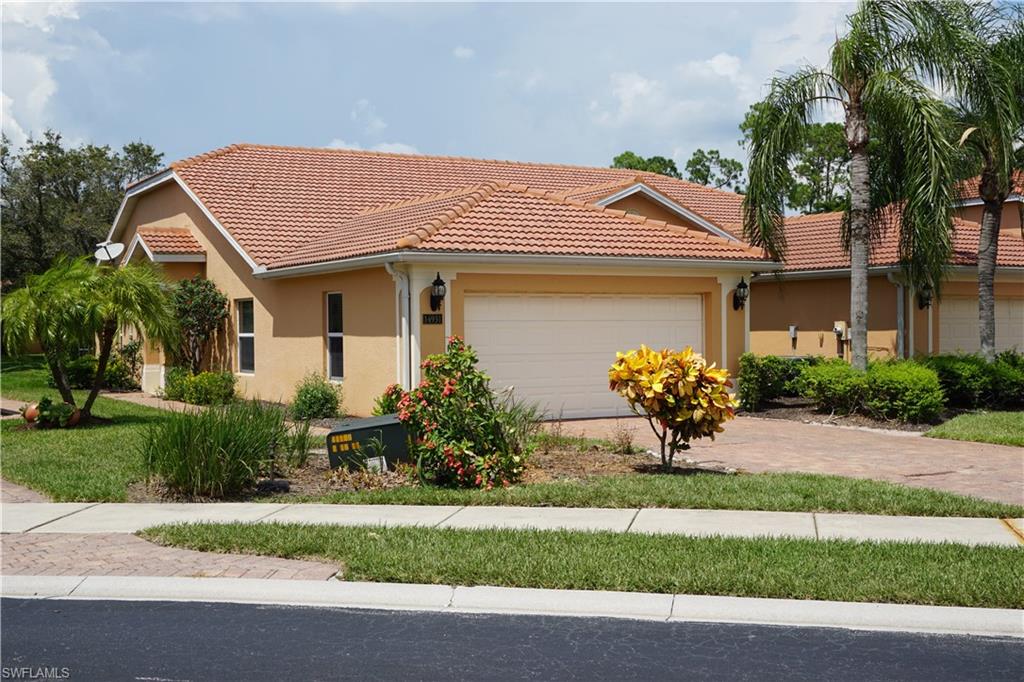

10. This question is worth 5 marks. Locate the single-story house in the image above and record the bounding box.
[749,181,1024,360]
[108,144,775,417]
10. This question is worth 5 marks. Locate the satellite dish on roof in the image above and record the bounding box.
[94,241,125,262]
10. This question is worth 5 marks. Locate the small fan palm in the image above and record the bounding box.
[744,0,986,369]
[80,260,178,418]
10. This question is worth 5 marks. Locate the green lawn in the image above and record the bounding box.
[1,355,167,501]
[3,355,1021,516]
[284,472,1023,518]
[925,411,1024,447]
[142,523,1024,609]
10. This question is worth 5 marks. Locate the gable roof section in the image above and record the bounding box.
[779,211,1024,272]
[124,227,205,263]
[156,143,747,266]
[956,170,1024,204]
[267,181,766,271]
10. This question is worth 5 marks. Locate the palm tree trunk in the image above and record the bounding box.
[977,197,1001,362]
[82,317,117,419]
[846,104,871,371]
[43,343,76,406]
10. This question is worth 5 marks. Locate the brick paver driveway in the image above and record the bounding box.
[571,416,1024,505]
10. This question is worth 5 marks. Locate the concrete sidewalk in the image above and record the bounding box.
[3,575,1021,638]
[3,502,1022,546]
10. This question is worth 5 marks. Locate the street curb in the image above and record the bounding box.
[2,575,1021,637]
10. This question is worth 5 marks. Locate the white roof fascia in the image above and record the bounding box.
[106,170,258,272]
[254,250,777,280]
[595,182,739,242]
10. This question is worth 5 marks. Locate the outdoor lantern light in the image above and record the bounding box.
[430,272,447,311]
[732,277,749,310]
[917,284,933,310]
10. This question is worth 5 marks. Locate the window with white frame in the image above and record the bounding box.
[326,292,343,380]
[237,299,255,373]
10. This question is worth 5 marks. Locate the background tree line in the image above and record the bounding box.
[1,131,163,290]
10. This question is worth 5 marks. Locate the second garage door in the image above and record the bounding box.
[939,296,1024,353]
[464,292,704,419]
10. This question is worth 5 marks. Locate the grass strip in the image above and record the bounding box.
[925,411,1024,448]
[286,473,1024,518]
[142,523,1024,609]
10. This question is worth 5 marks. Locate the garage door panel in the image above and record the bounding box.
[939,296,1024,353]
[465,292,704,419]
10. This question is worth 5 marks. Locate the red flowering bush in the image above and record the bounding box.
[376,337,540,488]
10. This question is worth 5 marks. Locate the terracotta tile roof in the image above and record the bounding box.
[268,181,767,270]
[135,227,204,255]
[779,211,1024,272]
[956,170,1024,200]
[163,143,746,266]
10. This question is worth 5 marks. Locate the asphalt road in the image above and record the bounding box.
[1,598,1021,681]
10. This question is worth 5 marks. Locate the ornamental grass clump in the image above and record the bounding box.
[380,337,540,489]
[609,345,737,471]
[142,400,311,498]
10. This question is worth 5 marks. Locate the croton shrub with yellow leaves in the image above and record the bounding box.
[609,345,738,471]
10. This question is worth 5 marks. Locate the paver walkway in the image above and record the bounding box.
[572,416,1024,505]
[0,479,47,503]
[0,532,338,580]
[3,502,1021,547]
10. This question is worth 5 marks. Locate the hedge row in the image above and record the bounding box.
[738,350,1024,423]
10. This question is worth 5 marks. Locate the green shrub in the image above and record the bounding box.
[103,357,139,391]
[386,337,541,488]
[182,371,236,405]
[919,354,992,408]
[865,362,945,423]
[738,353,822,411]
[372,383,405,416]
[990,358,1024,408]
[142,400,311,497]
[799,360,868,415]
[34,396,78,428]
[64,355,98,389]
[290,373,342,421]
[162,366,191,401]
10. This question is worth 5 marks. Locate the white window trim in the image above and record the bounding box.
[236,299,255,375]
[326,292,344,381]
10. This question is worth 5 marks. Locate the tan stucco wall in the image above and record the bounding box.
[957,202,1023,236]
[119,182,397,416]
[443,272,737,371]
[750,275,901,359]
[605,194,710,233]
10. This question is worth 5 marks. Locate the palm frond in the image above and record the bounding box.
[863,68,958,294]
[743,67,848,260]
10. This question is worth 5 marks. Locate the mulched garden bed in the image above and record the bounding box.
[745,396,936,432]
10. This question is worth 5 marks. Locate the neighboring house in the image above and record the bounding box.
[108,144,773,417]
[749,186,1024,360]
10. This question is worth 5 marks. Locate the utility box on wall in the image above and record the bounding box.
[327,414,410,471]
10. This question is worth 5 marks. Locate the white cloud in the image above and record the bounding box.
[2,52,59,148]
[453,45,474,59]
[326,139,419,154]
[2,1,79,32]
[351,98,387,134]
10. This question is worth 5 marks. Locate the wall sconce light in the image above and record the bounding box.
[430,272,447,312]
[917,284,933,310]
[732,277,749,310]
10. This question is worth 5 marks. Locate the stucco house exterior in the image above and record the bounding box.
[108,144,774,417]
[749,179,1024,361]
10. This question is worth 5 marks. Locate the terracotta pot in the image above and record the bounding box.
[65,408,81,428]
[22,403,39,423]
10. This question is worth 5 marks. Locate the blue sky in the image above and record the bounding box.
[2,2,852,171]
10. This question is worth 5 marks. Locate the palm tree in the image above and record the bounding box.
[2,256,177,421]
[80,260,177,419]
[954,11,1024,362]
[744,0,984,370]
[2,257,94,405]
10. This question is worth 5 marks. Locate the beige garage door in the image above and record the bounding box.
[939,296,1024,353]
[464,292,704,419]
